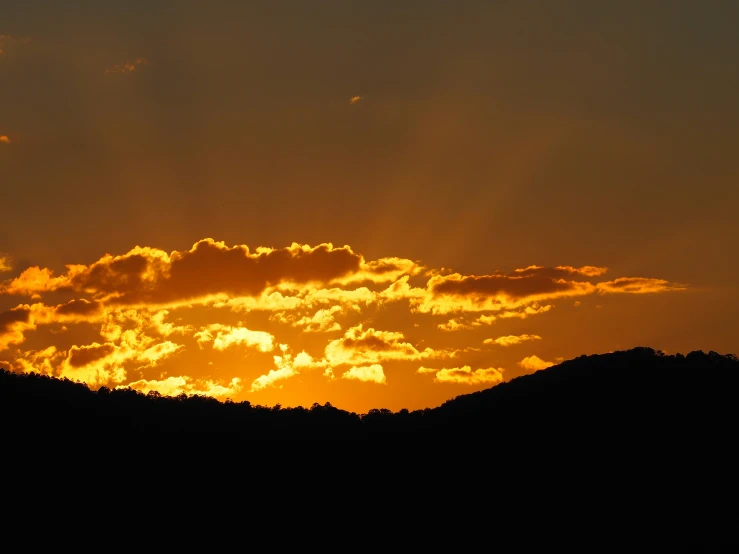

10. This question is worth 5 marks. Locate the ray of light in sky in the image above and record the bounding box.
[1,1,738,411]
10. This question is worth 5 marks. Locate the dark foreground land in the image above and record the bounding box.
[2,347,737,440]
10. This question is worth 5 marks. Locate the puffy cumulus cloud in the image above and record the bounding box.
[98,308,185,343]
[7,346,63,375]
[250,348,327,392]
[342,364,386,384]
[0,307,189,386]
[300,286,376,306]
[0,300,136,352]
[1,238,686,401]
[251,366,297,392]
[484,334,542,347]
[0,266,81,298]
[194,324,274,352]
[378,275,427,303]
[596,278,686,294]
[474,314,498,326]
[0,136,9,145]
[272,304,351,332]
[137,341,183,365]
[437,318,473,332]
[291,306,343,332]
[324,324,454,367]
[0,307,36,351]
[517,355,555,371]
[334,257,422,285]
[67,342,116,368]
[149,310,191,337]
[122,376,242,398]
[417,365,505,385]
[105,57,149,74]
[59,336,184,386]
[220,285,376,317]
[1,240,363,307]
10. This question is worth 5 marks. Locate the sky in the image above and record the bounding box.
[1,1,738,412]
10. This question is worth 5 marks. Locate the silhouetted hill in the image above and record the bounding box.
[1,347,737,440]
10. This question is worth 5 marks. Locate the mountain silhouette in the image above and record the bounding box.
[1,347,737,440]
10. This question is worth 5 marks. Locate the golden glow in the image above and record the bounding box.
[484,334,542,347]
[342,364,386,384]
[123,375,242,397]
[0,239,689,411]
[195,324,275,352]
[517,355,555,371]
[2,4,736,414]
[418,365,505,385]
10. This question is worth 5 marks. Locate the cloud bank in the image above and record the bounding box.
[0,239,685,398]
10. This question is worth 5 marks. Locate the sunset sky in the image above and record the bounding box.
[1,1,738,412]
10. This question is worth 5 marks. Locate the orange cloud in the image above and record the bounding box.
[0,253,11,272]
[484,334,542,347]
[335,257,421,285]
[596,278,686,294]
[273,305,344,332]
[0,307,34,350]
[67,342,116,368]
[0,266,84,298]
[0,307,188,385]
[417,272,596,314]
[59,335,184,386]
[342,364,386,384]
[438,313,500,331]
[0,238,686,400]
[324,324,454,366]
[437,318,474,332]
[122,376,242,398]
[555,266,609,277]
[497,304,554,319]
[195,324,274,352]
[1,240,363,307]
[250,347,327,392]
[517,355,555,371]
[6,346,62,375]
[417,365,505,385]
[105,57,149,74]
[350,95,362,105]
[0,136,10,144]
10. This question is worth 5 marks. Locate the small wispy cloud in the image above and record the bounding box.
[0,136,10,144]
[105,57,149,75]
[484,334,542,347]
[0,254,12,273]
[350,95,363,105]
[0,34,30,57]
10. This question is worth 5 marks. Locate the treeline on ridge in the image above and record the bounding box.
[1,347,737,439]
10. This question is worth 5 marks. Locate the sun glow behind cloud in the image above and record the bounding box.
[0,239,686,410]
